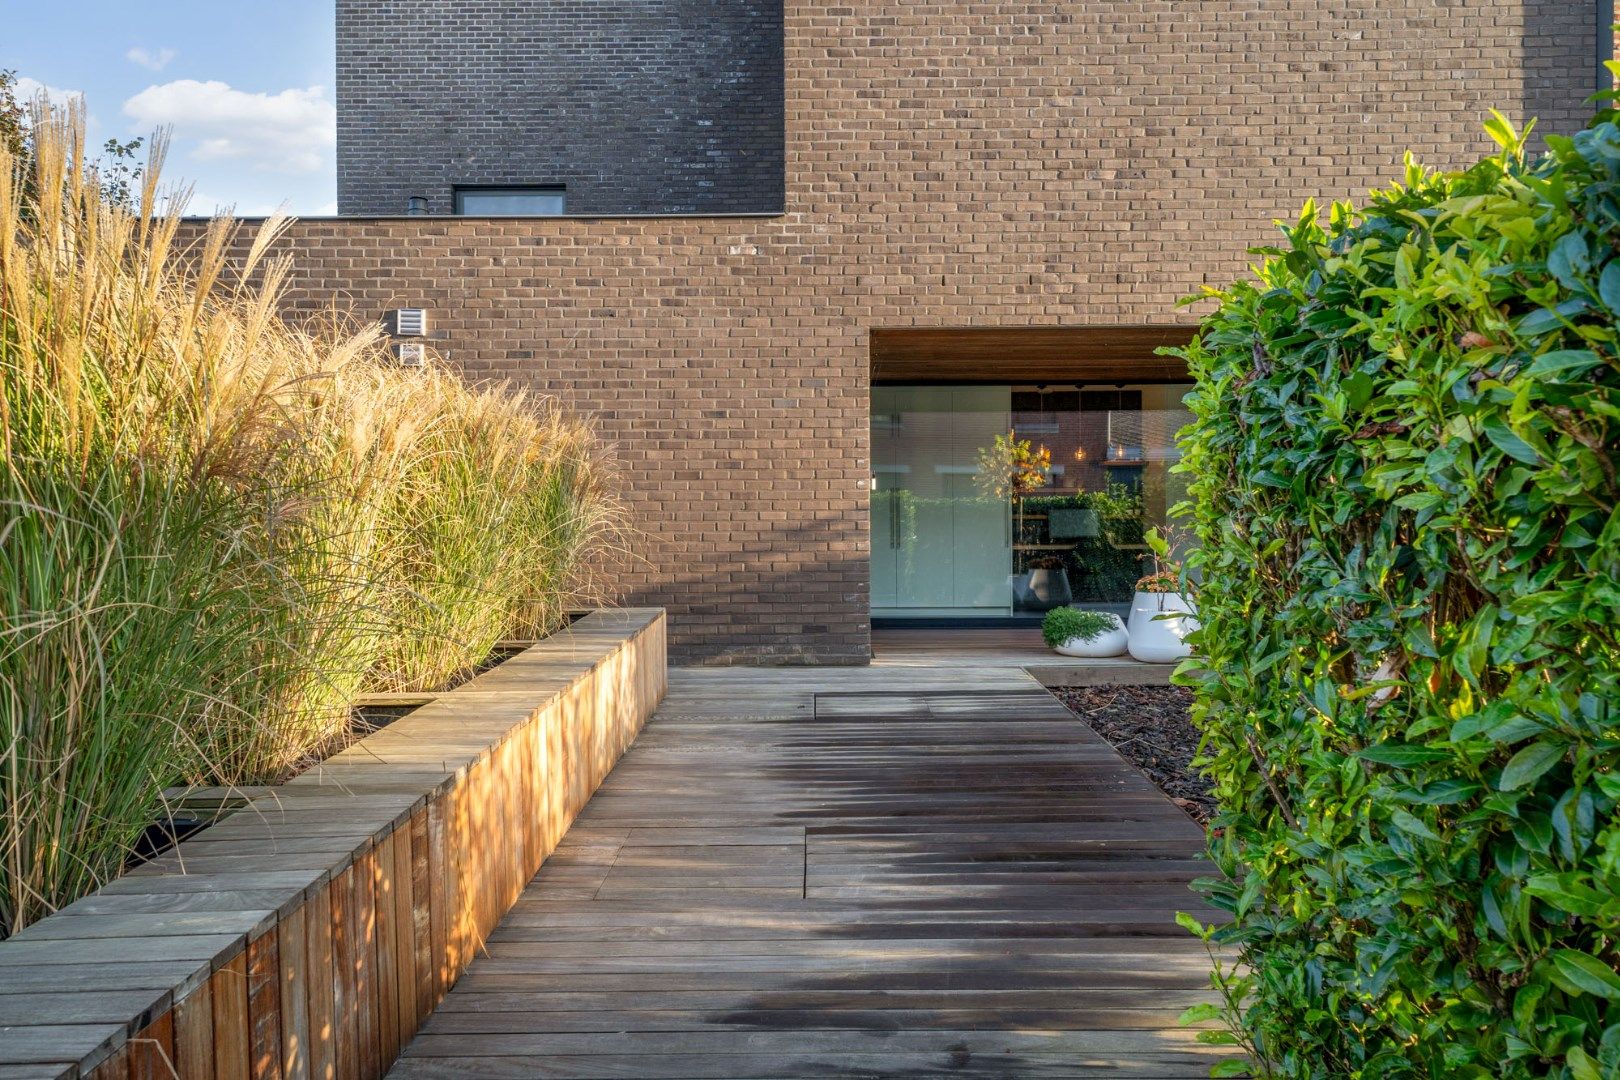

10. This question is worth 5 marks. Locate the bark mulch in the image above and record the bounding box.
[1050,683,1216,826]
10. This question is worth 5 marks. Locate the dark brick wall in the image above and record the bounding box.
[336,0,784,215]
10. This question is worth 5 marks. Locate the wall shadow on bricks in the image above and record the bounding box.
[1523,1,1602,140]
[620,509,870,667]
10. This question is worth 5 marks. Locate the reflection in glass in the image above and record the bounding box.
[871,383,1193,619]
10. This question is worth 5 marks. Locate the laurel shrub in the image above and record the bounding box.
[1174,110,1620,1078]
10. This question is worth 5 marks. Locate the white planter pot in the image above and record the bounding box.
[1127,591,1198,663]
[1054,613,1128,658]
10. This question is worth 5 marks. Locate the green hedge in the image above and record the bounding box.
[1175,111,1620,1078]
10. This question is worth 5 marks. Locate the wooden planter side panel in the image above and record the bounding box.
[2,610,665,1080]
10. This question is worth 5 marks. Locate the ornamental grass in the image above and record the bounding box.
[0,103,618,937]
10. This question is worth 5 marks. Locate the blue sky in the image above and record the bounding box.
[4,1,338,214]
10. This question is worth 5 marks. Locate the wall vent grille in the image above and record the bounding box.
[394,308,427,337]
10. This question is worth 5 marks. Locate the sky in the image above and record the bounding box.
[3,0,338,214]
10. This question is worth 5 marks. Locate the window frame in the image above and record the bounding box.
[452,185,568,216]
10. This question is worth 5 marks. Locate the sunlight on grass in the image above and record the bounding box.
[0,101,621,936]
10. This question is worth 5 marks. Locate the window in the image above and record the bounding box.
[453,186,567,216]
[872,383,1195,619]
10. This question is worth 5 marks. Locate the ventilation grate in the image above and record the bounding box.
[393,308,427,337]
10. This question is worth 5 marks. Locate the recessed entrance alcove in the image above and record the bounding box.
[868,327,1195,626]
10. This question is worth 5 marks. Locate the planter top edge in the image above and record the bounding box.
[0,607,666,1072]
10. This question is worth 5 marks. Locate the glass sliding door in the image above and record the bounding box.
[872,382,1195,621]
[871,386,1012,618]
[1008,384,1194,610]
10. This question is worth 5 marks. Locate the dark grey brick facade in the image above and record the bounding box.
[336,0,784,216]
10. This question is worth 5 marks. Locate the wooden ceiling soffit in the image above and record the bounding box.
[870,326,1194,384]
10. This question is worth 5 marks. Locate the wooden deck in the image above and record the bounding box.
[389,659,1229,1078]
[872,625,1174,686]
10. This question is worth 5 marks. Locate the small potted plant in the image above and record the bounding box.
[1126,538,1198,663]
[1041,606,1127,658]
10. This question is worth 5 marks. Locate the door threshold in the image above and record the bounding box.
[872,616,1045,628]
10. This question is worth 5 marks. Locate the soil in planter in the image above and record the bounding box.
[436,644,527,694]
[130,645,534,870]
[130,815,213,865]
[1049,684,1217,825]
[330,645,529,752]
[351,703,417,737]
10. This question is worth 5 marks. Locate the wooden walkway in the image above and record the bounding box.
[389,660,1230,1078]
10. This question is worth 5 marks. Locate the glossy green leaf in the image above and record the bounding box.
[1480,416,1542,465]
[1359,744,1452,767]
[1599,260,1620,311]
[1500,741,1565,791]
[1548,231,1592,289]
[1526,349,1603,378]
[1550,950,1620,999]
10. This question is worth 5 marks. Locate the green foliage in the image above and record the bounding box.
[0,74,142,209]
[1173,110,1620,1078]
[94,135,144,210]
[0,72,24,162]
[973,432,1051,501]
[1021,483,1143,519]
[1087,482,1146,522]
[1041,606,1116,649]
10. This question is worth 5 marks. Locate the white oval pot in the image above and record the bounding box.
[1126,591,1198,663]
[1054,613,1128,657]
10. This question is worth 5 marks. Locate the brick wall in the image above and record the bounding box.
[336,0,783,215]
[258,0,1596,663]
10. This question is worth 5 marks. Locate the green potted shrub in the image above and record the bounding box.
[1041,606,1127,658]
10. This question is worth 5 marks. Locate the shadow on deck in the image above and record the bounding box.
[388,660,1233,1078]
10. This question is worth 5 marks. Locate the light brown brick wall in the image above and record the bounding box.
[247,0,1596,664]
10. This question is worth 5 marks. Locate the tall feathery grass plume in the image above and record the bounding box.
[0,98,619,936]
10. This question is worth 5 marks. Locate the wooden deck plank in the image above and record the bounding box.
[390,1053,1216,1079]
[388,665,1231,1078]
[0,993,168,1028]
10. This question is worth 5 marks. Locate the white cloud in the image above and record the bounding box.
[179,192,276,217]
[122,80,335,174]
[15,76,84,109]
[125,47,177,72]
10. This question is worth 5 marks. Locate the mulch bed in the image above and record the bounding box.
[1050,684,1216,825]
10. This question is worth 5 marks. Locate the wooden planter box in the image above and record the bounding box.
[0,609,667,1080]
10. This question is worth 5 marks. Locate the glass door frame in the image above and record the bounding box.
[870,380,1195,626]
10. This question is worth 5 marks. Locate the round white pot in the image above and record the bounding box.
[1126,591,1198,663]
[1054,613,1128,657]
